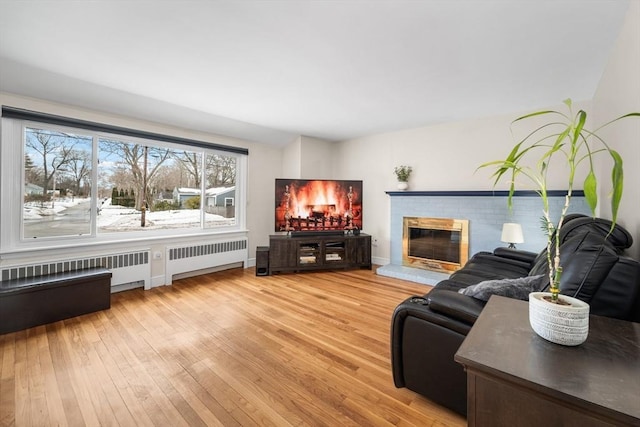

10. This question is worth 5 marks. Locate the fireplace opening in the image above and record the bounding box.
[403,217,469,273]
[408,228,461,264]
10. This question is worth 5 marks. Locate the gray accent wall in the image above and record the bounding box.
[388,192,591,267]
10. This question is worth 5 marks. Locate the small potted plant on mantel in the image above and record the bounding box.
[394,165,412,190]
[479,99,639,346]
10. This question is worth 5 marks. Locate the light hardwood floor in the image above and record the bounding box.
[0,267,466,427]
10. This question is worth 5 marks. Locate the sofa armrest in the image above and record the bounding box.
[427,289,486,325]
[493,247,539,265]
[390,295,472,415]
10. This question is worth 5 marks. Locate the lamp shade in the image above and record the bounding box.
[501,223,524,245]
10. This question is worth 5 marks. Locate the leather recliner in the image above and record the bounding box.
[390,215,640,416]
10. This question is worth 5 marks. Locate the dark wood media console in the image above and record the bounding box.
[268,233,371,274]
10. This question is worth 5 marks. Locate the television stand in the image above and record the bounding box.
[268,233,371,274]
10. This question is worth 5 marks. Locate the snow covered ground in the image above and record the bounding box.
[24,197,234,231]
[23,199,77,220]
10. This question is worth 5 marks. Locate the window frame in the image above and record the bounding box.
[22,124,97,241]
[1,116,248,254]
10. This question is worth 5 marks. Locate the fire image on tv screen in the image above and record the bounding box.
[275,179,363,232]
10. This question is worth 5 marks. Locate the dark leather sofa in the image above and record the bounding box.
[390,214,640,416]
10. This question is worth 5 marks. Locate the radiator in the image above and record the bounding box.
[165,238,247,285]
[0,250,151,291]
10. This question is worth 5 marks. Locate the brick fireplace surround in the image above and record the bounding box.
[377,190,590,285]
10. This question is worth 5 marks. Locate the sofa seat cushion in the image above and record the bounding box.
[459,274,546,302]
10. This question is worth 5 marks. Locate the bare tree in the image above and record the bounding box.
[67,150,92,197]
[97,168,114,199]
[99,140,171,210]
[148,164,181,196]
[107,166,135,194]
[26,129,80,194]
[206,154,236,187]
[175,152,202,188]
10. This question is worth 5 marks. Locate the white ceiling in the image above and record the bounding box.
[0,0,631,146]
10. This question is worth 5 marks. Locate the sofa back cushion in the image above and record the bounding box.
[559,216,633,251]
[547,232,640,322]
[528,216,634,278]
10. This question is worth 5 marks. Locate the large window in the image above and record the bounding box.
[24,127,93,238]
[2,112,246,251]
[204,153,236,229]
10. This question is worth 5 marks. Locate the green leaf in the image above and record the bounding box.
[480,102,638,240]
[572,110,587,145]
[540,161,547,173]
[542,127,570,160]
[594,112,640,132]
[610,150,624,225]
[482,162,513,187]
[583,171,597,215]
[512,110,557,124]
[505,141,524,163]
[507,180,515,210]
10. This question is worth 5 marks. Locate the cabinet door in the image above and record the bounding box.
[297,241,321,266]
[350,236,371,266]
[269,239,297,268]
[324,240,346,265]
[361,236,372,265]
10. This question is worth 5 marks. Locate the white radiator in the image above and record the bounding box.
[0,250,151,291]
[165,238,247,285]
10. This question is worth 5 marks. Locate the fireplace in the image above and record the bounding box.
[402,217,469,273]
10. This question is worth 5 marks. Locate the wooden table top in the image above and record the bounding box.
[455,295,640,422]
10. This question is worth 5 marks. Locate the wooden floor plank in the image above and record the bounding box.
[0,267,465,427]
[0,333,16,427]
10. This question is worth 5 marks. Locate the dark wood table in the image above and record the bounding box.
[454,296,640,426]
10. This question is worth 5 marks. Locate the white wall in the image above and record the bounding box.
[281,136,302,179]
[593,0,640,259]
[247,141,283,251]
[281,135,335,179]
[300,136,336,179]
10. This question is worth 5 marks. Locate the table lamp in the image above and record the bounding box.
[501,223,524,249]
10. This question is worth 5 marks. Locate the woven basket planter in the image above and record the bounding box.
[529,292,590,346]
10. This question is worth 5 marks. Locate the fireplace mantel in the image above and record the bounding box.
[386,190,584,197]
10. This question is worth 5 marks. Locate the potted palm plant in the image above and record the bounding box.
[479,99,639,345]
[394,165,412,190]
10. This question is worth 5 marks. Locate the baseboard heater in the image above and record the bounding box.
[0,250,151,291]
[165,238,247,285]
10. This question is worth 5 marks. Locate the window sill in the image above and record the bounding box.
[0,228,249,260]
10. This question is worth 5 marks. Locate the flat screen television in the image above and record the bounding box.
[275,179,363,232]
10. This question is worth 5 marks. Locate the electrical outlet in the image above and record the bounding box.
[372,238,378,247]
